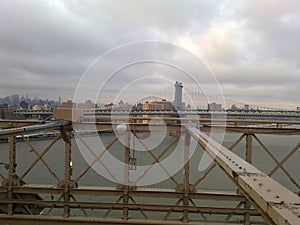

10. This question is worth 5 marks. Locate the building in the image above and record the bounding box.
[78,100,97,110]
[32,104,43,111]
[11,94,20,107]
[43,104,51,110]
[208,102,222,111]
[174,81,183,111]
[231,104,238,110]
[141,99,175,124]
[104,103,116,110]
[58,96,62,107]
[142,99,175,111]
[19,100,29,110]
[61,100,75,109]
[0,103,13,119]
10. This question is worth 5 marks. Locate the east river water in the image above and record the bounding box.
[0,131,299,221]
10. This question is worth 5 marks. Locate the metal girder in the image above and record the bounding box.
[0,119,42,128]
[185,125,300,225]
[1,119,300,224]
[0,186,246,201]
[87,116,300,126]
[2,119,300,135]
[202,126,300,135]
[0,121,70,137]
[72,122,300,135]
[0,198,260,215]
[0,215,246,225]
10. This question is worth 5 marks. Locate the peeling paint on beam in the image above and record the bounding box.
[185,125,300,225]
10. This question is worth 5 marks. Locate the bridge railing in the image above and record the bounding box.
[0,119,299,224]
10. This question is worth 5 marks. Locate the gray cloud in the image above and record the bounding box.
[0,0,299,108]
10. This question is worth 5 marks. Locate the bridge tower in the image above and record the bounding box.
[174,81,183,111]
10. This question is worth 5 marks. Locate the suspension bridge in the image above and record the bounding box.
[12,83,300,121]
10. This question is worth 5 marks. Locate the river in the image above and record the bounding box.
[0,131,299,221]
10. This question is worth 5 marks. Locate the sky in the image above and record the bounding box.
[0,0,299,109]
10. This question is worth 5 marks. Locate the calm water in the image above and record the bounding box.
[0,131,299,221]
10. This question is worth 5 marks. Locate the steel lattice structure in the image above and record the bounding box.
[0,112,300,225]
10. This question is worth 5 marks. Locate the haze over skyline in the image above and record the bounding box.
[0,0,299,109]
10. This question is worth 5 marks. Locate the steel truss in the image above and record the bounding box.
[0,118,299,224]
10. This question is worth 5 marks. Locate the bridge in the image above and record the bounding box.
[12,108,300,121]
[11,82,300,120]
[0,110,300,224]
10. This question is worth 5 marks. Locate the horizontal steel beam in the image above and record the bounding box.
[0,215,246,225]
[2,119,300,135]
[73,122,300,135]
[185,125,300,225]
[0,120,42,128]
[86,116,300,125]
[0,198,260,215]
[0,121,70,137]
[0,186,246,201]
[202,126,300,135]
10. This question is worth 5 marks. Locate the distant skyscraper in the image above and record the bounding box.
[174,81,183,111]
[11,94,19,107]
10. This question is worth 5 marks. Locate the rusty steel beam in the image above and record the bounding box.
[2,119,300,136]
[0,215,248,225]
[0,198,260,215]
[185,125,300,225]
[0,119,299,224]
[87,116,300,126]
[0,120,42,129]
[214,126,300,135]
[8,135,16,215]
[183,132,191,222]
[0,186,246,201]
[72,122,300,135]
[0,121,70,137]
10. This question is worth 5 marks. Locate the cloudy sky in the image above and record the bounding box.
[0,0,299,109]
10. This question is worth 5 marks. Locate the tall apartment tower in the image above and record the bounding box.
[174,81,183,111]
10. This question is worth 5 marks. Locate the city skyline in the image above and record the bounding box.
[1,89,299,111]
[0,1,299,109]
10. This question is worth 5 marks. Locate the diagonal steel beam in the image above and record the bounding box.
[132,134,179,186]
[74,135,118,183]
[253,134,300,190]
[228,134,246,151]
[0,172,5,180]
[19,134,62,181]
[22,135,60,182]
[74,134,119,183]
[268,141,300,177]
